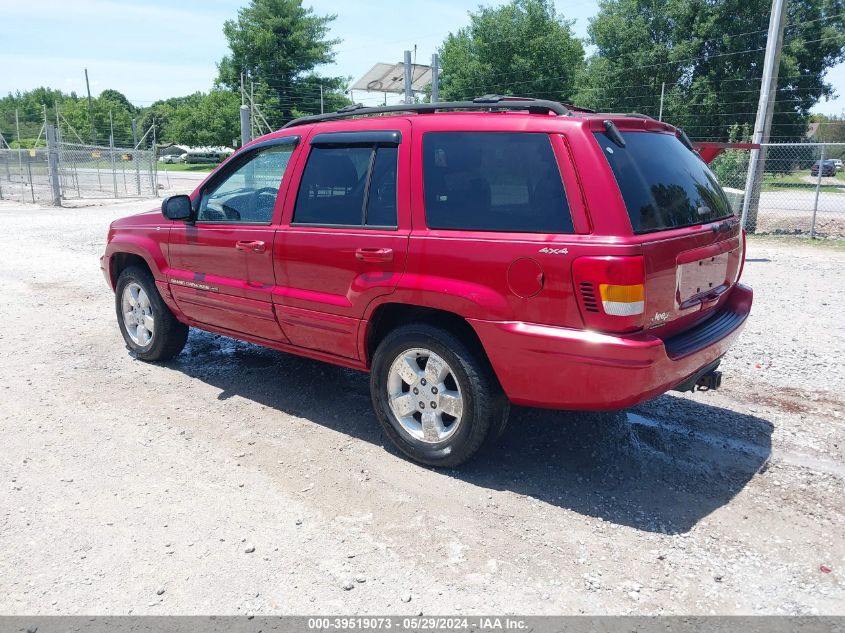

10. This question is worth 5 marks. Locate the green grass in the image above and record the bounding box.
[761,170,844,193]
[157,162,217,172]
[748,234,845,250]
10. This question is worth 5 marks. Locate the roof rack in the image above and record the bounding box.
[281,94,572,129]
[560,102,596,114]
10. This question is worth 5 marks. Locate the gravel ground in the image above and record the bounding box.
[0,199,843,615]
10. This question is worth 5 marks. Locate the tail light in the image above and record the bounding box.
[572,256,645,333]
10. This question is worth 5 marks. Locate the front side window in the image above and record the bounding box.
[423,132,573,233]
[197,142,295,223]
[293,145,398,227]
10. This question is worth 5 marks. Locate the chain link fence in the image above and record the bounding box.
[712,142,845,237]
[3,128,843,241]
[57,142,157,199]
[0,148,54,203]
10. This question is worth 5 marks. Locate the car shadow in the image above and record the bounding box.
[164,330,773,535]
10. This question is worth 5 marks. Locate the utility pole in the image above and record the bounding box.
[431,54,440,103]
[84,68,95,145]
[741,0,788,232]
[658,82,665,121]
[403,50,413,105]
[320,82,324,114]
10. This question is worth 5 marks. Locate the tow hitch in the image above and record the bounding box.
[695,370,722,391]
[673,360,723,393]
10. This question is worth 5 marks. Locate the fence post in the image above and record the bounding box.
[132,118,141,195]
[109,110,118,197]
[15,109,25,202]
[431,54,440,103]
[403,50,413,104]
[240,105,251,147]
[810,144,825,239]
[46,125,61,206]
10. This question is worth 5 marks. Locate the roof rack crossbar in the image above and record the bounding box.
[282,96,571,129]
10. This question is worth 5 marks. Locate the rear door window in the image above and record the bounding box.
[423,132,573,233]
[596,131,732,234]
[293,145,398,227]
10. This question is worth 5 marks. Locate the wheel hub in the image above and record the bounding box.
[121,282,154,347]
[386,348,464,444]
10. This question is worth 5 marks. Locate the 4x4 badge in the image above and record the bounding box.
[538,247,568,255]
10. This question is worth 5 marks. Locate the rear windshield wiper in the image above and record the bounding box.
[602,120,626,148]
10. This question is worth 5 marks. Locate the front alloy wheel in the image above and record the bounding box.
[114,265,188,362]
[121,282,155,347]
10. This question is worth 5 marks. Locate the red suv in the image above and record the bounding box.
[101,96,752,467]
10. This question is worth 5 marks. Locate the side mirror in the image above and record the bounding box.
[161,195,192,221]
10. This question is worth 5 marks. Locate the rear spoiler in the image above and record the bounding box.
[692,142,760,164]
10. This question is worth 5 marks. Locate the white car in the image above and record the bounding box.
[833,159,843,171]
[158,154,186,164]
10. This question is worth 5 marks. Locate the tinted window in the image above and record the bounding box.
[198,143,295,223]
[293,145,399,227]
[596,131,732,234]
[423,132,573,233]
[293,146,372,225]
[365,147,398,227]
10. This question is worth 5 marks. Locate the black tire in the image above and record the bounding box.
[370,323,510,467]
[115,265,188,361]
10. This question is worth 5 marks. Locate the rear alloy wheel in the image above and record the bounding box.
[371,324,509,467]
[115,266,188,361]
[387,347,465,444]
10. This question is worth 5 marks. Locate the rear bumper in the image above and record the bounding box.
[469,283,753,410]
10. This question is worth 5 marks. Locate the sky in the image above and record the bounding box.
[1,0,844,115]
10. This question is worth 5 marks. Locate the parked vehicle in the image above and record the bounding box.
[810,159,837,177]
[101,96,752,467]
[158,153,186,164]
[832,158,843,171]
[184,147,235,164]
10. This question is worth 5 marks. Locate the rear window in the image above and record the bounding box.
[596,131,732,234]
[423,132,573,233]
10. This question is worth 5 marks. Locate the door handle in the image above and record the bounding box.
[235,240,266,253]
[355,247,393,263]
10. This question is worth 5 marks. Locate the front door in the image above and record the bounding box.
[167,138,301,342]
[274,122,411,359]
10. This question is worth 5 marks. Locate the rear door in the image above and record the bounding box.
[593,128,743,333]
[273,121,411,359]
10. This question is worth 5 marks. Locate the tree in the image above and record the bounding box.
[437,0,585,102]
[811,114,845,160]
[99,89,137,115]
[165,91,242,147]
[216,0,348,124]
[576,0,845,141]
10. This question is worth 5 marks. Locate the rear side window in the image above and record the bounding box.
[596,131,732,234]
[423,132,573,233]
[293,145,398,227]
